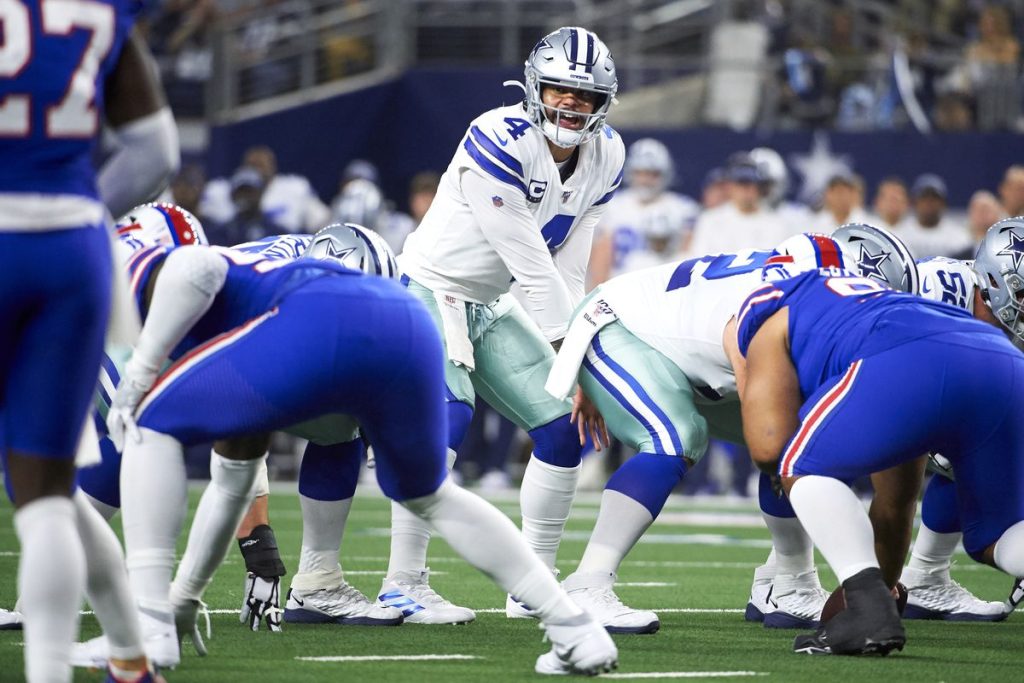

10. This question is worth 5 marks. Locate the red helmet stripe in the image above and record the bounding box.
[811,235,843,269]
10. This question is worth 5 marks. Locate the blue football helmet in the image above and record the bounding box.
[304,223,399,278]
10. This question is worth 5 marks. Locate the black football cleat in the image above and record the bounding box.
[793,568,905,656]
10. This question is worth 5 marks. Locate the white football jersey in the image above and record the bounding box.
[597,187,699,278]
[599,249,772,402]
[917,257,976,313]
[400,104,624,338]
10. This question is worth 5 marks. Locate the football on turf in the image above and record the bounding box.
[819,583,909,624]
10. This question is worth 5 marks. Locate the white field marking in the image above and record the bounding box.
[357,528,775,548]
[599,672,766,679]
[615,582,677,587]
[297,655,479,663]
[472,608,744,615]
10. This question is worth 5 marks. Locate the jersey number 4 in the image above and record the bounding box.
[0,0,115,137]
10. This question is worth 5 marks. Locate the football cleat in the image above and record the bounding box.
[561,571,659,634]
[763,570,828,629]
[535,614,619,675]
[0,608,23,631]
[744,563,775,622]
[506,593,540,620]
[378,569,474,624]
[72,609,180,669]
[1006,576,1024,614]
[901,568,1007,622]
[105,667,167,683]
[287,580,404,626]
[793,568,905,656]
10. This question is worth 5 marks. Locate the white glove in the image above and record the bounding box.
[240,573,283,632]
[106,355,160,452]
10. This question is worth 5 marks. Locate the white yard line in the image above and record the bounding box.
[297,654,479,662]
[600,672,766,679]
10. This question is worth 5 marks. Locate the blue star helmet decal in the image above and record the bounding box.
[855,243,892,281]
[998,230,1024,271]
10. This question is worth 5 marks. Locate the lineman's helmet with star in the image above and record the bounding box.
[303,223,400,278]
[974,217,1024,348]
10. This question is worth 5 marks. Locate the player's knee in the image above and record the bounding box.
[447,397,474,451]
[992,521,1024,575]
[528,414,582,467]
[298,440,363,502]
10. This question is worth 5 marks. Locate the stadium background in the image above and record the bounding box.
[140,0,1024,493]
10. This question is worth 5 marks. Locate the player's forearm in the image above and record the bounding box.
[869,457,927,588]
[98,108,179,218]
[133,247,227,375]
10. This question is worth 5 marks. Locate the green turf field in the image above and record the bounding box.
[0,487,1019,682]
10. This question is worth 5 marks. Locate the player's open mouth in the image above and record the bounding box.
[557,112,584,130]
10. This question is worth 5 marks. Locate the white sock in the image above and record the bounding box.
[575,489,653,575]
[73,491,144,661]
[994,520,1024,577]
[763,513,815,577]
[122,428,188,615]
[753,548,777,583]
[903,524,960,583]
[295,495,351,582]
[81,491,119,522]
[170,454,260,602]
[519,455,581,569]
[403,479,583,624]
[788,476,878,584]
[384,448,456,577]
[16,496,84,683]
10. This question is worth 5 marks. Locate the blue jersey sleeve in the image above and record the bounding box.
[736,282,786,356]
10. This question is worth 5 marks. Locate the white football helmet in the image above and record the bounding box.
[332,178,383,230]
[520,27,617,149]
[761,233,850,282]
[974,216,1024,348]
[625,138,674,200]
[115,202,209,251]
[749,147,789,207]
[303,223,399,278]
[831,223,920,294]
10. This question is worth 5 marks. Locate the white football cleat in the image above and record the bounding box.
[378,569,474,624]
[762,570,828,629]
[1006,576,1024,614]
[71,609,180,669]
[286,579,403,626]
[0,608,22,631]
[745,562,775,623]
[506,593,539,619]
[561,571,659,634]
[901,568,1007,621]
[535,615,619,676]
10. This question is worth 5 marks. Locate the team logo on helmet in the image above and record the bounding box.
[997,230,1024,271]
[853,244,892,281]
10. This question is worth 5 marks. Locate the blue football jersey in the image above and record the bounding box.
[736,269,1006,398]
[0,0,140,198]
[125,245,359,360]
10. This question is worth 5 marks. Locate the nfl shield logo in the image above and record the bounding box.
[562,190,572,203]
[492,196,504,208]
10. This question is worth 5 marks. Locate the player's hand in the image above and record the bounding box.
[240,573,283,632]
[571,387,610,451]
[106,356,160,452]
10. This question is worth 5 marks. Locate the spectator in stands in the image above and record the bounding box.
[687,155,788,256]
[332,177,415,252]
[408,171,441,225]
[901,174,972,258]
[870,176,911,233]
[701,167,729,210]
[962,4,1021,130]
[812,171,871,232]
[999,164,1024,216]
[138,0,216,117]
[209,166,277,245]
[341,158,380,187]
[955,189,1008,259]
[200,145,329,234]
[750,146,812,237]
[168,164,206,219]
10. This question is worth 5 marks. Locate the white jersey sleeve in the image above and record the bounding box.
[917,257,975,313]
[232,234,312,260]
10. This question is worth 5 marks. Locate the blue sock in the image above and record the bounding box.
[605,452,687,518]
[529,414,583,468]
[758,471,796,518]
[921,474,961,534]
[298,440,363,501]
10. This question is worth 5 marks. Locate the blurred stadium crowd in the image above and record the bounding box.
[141,0,1024,493]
